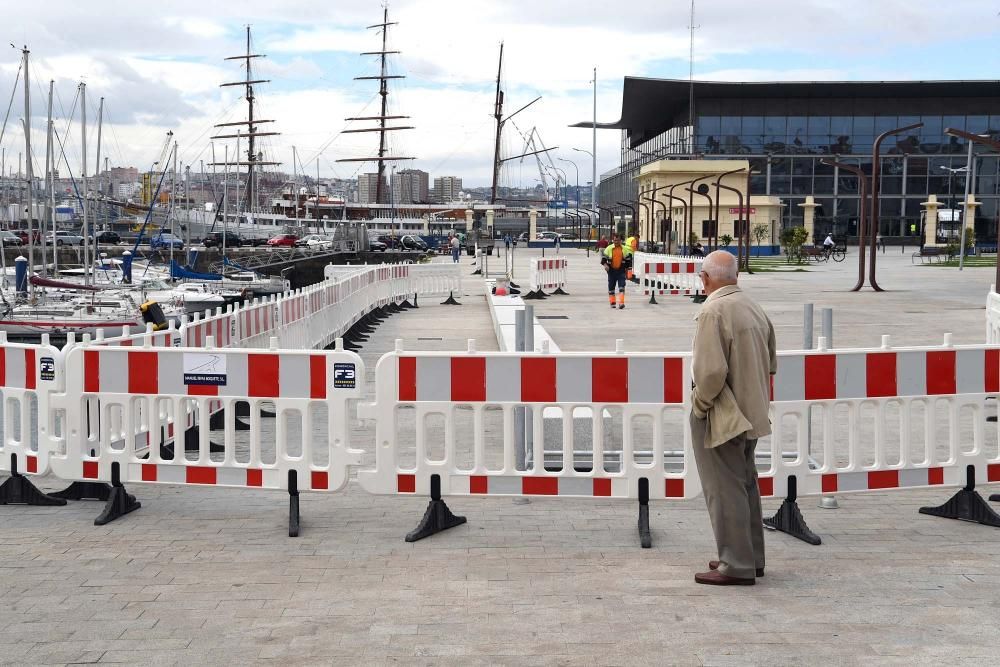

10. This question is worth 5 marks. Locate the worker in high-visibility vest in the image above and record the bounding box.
[601,235,634,309]
[625,235,639,280]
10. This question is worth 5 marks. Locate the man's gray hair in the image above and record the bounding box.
[702,250,738,281]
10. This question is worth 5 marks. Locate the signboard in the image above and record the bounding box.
[728,207,757,215]
[333,362,356,389]
[183,353,227,386]
[39,357,55,382]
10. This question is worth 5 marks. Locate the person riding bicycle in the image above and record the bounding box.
[602,235,633,309]
[823,234,835,249]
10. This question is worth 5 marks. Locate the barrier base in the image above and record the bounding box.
[441,292,461,305]
[522,290,547,300]
[289,492,300,537]
[691,295,707,304]
[405,474,466,542]
[552,287,569,296]
[472,269,482,275]
[637,478,651,548]
[94,485,141,526]
[0,473,67,506]
[235,403,276,419]
[648,293,658,305]
[209,410,252,431]
[919,466,1000,528]
[764,499,822,545]
[51,481,110,502]
[990,494,1000,502]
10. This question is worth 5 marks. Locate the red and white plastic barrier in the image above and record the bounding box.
[633,252,704,296]
[529,257,568,294]
[48,340,366,497]
[358,341,697,501]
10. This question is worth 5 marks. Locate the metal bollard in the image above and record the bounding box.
[803,303,814,350]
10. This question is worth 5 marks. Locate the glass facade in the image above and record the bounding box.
[599,86,1000,244]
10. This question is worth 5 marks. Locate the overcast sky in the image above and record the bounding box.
[1,0,998,188]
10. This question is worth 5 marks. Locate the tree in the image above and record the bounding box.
[688,230,699,252]
[751,223,770,257]
[719,234,733,247]
[780,226,810,264]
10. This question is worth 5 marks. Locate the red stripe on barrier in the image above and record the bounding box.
[656,262,665,273]
[804,354,836,400]
[926,350,956,395]
[141,464,157,482]
[187,383,219,396]
[592,357,628,403]
[246,469,263,487]
[593,478,611,497]
[451,357,486,401]
[686,262,695,273]
[186,466,217,485]
[663,358,684,403]
[248,354,280,397]
[128,351,158,394]
[311,471,328,490]
[988,463,1000,482]
[84,350,100,393]
[987,349,1000,393]
[83,461,98,479]
[868,470,899,490]
[521,357,557,402]
[26,455,37,474]
[821,473,838,493]
[0,349,5,386]
[522,477,558,495]
[866,352,897,397]
[23,348,35,390]
[397,473,416,493]
[928,467,944,485]
[670,262,679,273]
[665,478,684,498]
[757,476,773,497]
[470,475,488,494]
[310,356,326,399]
[399,357,416,401]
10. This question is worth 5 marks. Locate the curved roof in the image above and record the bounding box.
[572,77,1000,148]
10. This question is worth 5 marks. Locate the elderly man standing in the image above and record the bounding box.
[690,251,776,586]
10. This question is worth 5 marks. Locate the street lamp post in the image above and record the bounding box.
[597,205,615,242]
[822,158,869,292]
[943,127,1000,275]
[869,122,923,291]
[616,201,636,238]
[668,177,700,255]
[572,146,597,238]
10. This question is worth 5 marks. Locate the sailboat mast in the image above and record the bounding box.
[80,81,89,288]
[244,26,255,214]
[95,97,103,230]
[42,80,52,276]
[375,7,390,204]
[490,43,504,205]
[22,47,34,286]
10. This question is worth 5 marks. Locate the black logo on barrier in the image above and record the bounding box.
[39,357,55,381]
[333,362,356,389]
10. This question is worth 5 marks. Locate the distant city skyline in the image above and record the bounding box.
[0,0,997,188]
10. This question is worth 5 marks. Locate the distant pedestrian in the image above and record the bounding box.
[504,234,511,251]
[450,235,460,263]
[554,234,561,253]
[597,236,609,250]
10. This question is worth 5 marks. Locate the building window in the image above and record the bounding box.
[701,220,717,238]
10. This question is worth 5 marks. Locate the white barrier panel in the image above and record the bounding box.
[529,257,568,293]
[759,339,1000,501]
[358,344,697,501]
[987,287,1000,344]
[49,342,366,500]
[0,333,63,483]
[633,252,704,296]
[93,322,180,348]
[408,262,462,298]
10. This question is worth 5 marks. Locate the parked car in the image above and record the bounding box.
[536,231,559,241]
[368,239,387,252]
[399,235,428,251]
[375,235,400,249]
[149,233,184,250]
[295,234,332,248]
[95,230,121,245]
[517,232,529,242]
[46,231,87,246]
[15,229,42,244]
[202,231,243,248]
[0,230,24,246]
[267,233,298,247]
[242,236,269,247]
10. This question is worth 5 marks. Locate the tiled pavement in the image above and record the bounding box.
[2,251,1000,665]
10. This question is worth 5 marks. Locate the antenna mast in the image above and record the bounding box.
[338,6,415,204]
[490,43,504,205]
[211,26,280,216]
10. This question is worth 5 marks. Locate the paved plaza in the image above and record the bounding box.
[3,247,1000,665]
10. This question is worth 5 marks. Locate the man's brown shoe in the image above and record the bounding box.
[709,560,764,577]
[695,570,755,586]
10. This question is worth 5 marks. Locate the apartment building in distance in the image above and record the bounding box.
[432,176,463,203]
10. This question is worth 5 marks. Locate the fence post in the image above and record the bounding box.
[803,303,814,350]
[817,306,839,509]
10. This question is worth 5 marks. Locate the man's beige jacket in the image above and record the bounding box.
[691,284,777,448]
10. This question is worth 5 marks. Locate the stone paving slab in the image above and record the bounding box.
[2,253,1000,665]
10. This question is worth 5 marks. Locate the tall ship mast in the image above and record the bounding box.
[337,6,415,204]
[210,26,281,215]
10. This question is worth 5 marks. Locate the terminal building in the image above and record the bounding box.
[585,78,1000,247]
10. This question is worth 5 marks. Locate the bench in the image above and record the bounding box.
[912,247,946,264]
[801,246,826,262]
